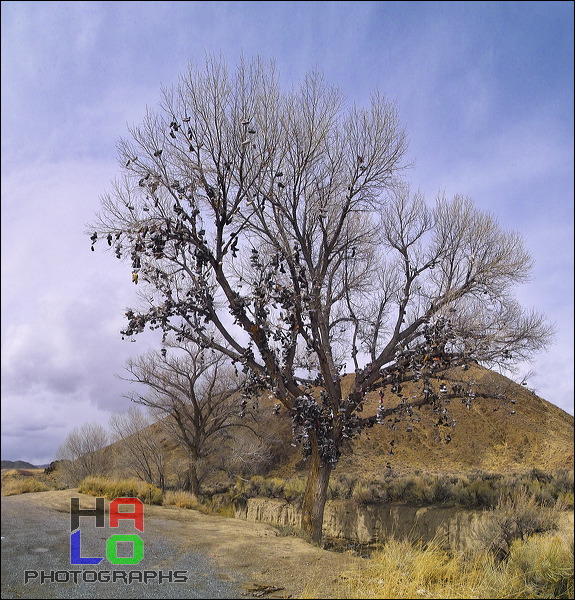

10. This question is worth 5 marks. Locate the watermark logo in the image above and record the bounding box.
[70,497,144,565]
[24,496,189,585]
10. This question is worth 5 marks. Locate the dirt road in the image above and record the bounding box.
[1,490,360,599]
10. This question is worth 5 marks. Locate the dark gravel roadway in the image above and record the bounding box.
[1,492,244,599]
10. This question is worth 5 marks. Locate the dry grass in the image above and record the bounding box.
[506,531,574,598]
[78,475,163,505]
[163,489,235,517]
[163,490,202,509]
[1,476,51,496]
[77,475,235,515]
[302,529,574,599]
[1,469,52,496]
[300,486,573,598]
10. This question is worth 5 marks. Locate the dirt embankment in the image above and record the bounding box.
[236,497,487,550]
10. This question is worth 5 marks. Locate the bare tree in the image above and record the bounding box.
[89,56,553,543]
[225,430,284,478]
[56,422,109,485]
[122,340,243,497]
[109,406,168,490]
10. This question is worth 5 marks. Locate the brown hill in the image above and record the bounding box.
[256,364,574,479]
[97,364,573,487]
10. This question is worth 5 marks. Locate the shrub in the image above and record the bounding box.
[552,469,575,494]
[328,477,353,500]
[507,532,574,599]
[78,476,163,505]
[1,469,53,496]
[2,469,21,478]
[462,478,499,508]
[386,476,425,503]
[431,477,456,503]
[474,487,560,560]
[1,477,51,496]
[212,503,235,518]
[558,491,574,510]
[163,490,201,509]
[219,470,573,509]
[283,478,306,503]
[263,477,285,498]
[401,475,432,504]
[164,490,235,517]
[230,475,305,503]
[352,481,376,505]
[248,475,266,496]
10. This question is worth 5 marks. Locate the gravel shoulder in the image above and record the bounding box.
[1,490,361,599]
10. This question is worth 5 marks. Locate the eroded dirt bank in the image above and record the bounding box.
[235,497,485,551]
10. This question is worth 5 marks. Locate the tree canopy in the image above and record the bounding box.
[90,56,552,543]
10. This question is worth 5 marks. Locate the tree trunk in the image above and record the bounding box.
[188,459,201,498]
[183,450,201,497]
[301,433,333,545]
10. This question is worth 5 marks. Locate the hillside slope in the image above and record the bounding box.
[258,364,574,479]
[84,364,574,486]
[0,460,39,470]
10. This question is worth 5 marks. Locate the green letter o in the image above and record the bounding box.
[106,534,144,565]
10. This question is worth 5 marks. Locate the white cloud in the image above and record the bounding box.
[1,388,122,466]
[2,1,573,466]
[1,157,158,462]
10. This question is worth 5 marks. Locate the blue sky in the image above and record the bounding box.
[1,1,573,465]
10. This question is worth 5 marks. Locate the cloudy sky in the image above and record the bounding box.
[2,1,573,465]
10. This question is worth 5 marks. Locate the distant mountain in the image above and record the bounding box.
[1,460,41,470]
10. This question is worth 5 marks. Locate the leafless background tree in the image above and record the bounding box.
[90,56,553,543]
[109,406,169,490]
[122,340,243,497]
[56,422,109,485]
